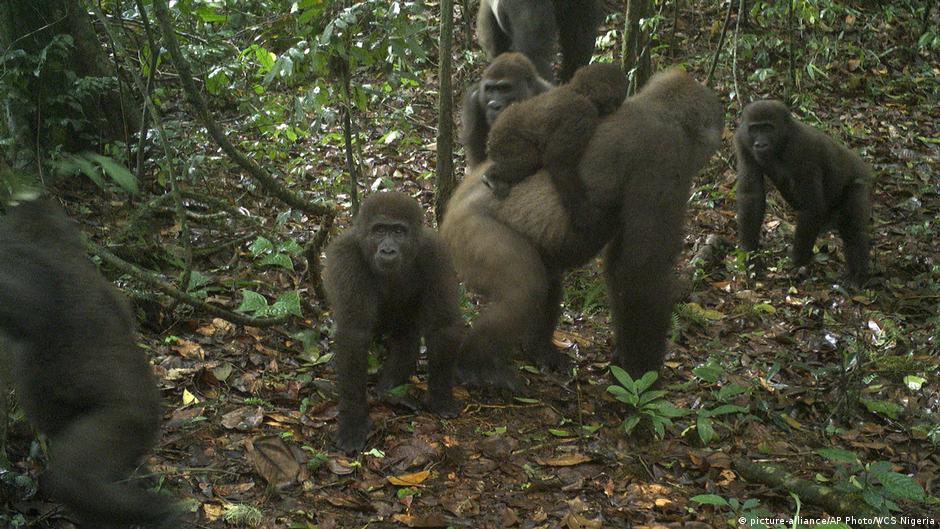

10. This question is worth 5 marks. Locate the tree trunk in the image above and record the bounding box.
[621,0,653,94]
[0,0,138,166]
[435,0,457,224]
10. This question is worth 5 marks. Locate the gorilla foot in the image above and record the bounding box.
[425,394,462,418]
[457,360,522,393]
[524,345,572,373]
[335,419,370,453]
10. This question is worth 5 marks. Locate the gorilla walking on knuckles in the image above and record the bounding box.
[0,200,181,528]
[476,0,603,83]
[442,66,724,389]
[323,192,463,452]
[483,61,628,231]
[734,100,872,283]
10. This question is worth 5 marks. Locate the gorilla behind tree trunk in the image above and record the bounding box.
[476,0,604,83]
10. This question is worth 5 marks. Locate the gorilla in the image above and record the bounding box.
[461,52,554,169]
[0,200,182,527]
[442,64,724,390]
[323,192,463,452]
[483,62,628,231]
[476,0,604,83]
[734,99,872,283]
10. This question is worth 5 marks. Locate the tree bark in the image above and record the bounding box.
[435,0,457,224]
[621,0,653,94]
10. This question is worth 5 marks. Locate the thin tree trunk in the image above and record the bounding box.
[621,0,653,94]
[435,0,456,224]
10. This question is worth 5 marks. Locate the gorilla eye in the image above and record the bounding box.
[393,225,407,235]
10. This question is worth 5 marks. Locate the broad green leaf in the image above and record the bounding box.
[815,448,858,463]
[257,253,294,270]
[717,383,748,401]
[237,290,269,313]
[860,398,903,419]
[693,363,722,384]
[269,291,302,317]
[879,472,925,502]
[621,415,641,435]
[707,404,748,417]
[249,237,274,257]
[690,494,729,507]
[635,370,659,393]
[88,153,138,194]
[610,365,636,391]
[697,414,716,445]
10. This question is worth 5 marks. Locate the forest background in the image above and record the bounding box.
[0,0,938,528]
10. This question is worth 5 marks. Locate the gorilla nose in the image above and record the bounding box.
[754,140,769,150]
[487,100,505,112]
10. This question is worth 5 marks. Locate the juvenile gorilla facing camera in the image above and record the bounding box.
[734,100,872,284]
[323,192,463,453]
[0,200,181,528]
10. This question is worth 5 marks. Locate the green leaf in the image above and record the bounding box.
[548,428,572,437]
[903,375,926,391]
[621,415,641,435]
[87,153,139,194]
[513,397,540,404]
[707,404,748,417]
[635,370,659,393]
[693,363,722,384]
[249,237,274,257]
[697,414,716,445]
[269,291,302,317]
[717,383,748,401]
[878,472,925,502]
[257,253,295,270]
[610,365,636,391]
[237,290,269,313]
[636,389,668,407]
[860,398,904,419]
[184,270,212,292]
[690,494,729,507]
[815,448,859,463]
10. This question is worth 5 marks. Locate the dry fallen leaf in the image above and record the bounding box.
[387,469,430,486]
[536,453,591,467]
[245,435,304,488]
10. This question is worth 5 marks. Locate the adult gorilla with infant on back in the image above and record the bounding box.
[442,52,724,389]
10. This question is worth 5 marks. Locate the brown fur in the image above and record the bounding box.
[323,192,463,452]
[442,67,723,388]
[483,63,628,230]
[0,200,181,527]
[734,100,872,283]
[460,52,553,169]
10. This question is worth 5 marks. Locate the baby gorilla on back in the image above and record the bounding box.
[483,62,628,231]
[323,192,463,452]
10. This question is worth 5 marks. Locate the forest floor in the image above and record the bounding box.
[3,4,939,529]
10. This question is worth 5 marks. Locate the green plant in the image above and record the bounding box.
[690,493,781,529]
[607,367,687,438]
[817,449,927,512]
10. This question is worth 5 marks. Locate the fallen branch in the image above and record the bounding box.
[88,240,289,327]
[733,458,898,529]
